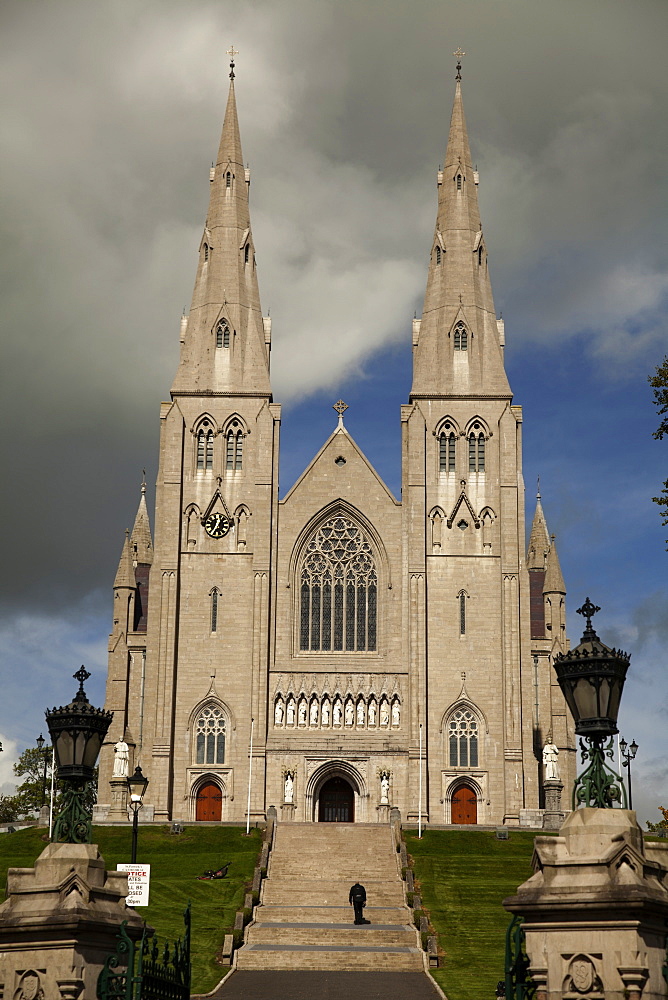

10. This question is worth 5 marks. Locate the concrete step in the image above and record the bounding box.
[236,945,425,972]
[261,886,405,906]
[248,925,416,947]
[255,905,409,925]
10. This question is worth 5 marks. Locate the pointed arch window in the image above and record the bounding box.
[468,425,485,472]
[195,704,226,764]
[225,422,244,471]
[196,423,214,471]
[299,515,377,653]
[457,589,469,635]
[226,171,232,189]
[210,588,220,633]
[435,246,442,265]
[203,243,210,262]
[456,173,462,191]
[454,322,468,351]
[448,707,479,767]
[216,323,231,349]
[439,427,456,472]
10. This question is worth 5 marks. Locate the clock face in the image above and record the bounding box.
[203,512,231,538]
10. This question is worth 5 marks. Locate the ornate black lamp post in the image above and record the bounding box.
[45,666,112,843]
[619,738,638,810]
[36,733,49,808]
[553,598,630,809]
[127,765,149,863]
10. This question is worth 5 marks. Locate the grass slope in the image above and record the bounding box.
[0,825,261,994]
[406,829,543,1000]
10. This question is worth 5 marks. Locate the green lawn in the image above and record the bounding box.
[405,828,544,1000]
[0,825,262,994]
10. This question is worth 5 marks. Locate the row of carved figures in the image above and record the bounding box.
[274,694,401,729]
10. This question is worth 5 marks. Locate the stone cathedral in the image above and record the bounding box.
[98,63,575,827]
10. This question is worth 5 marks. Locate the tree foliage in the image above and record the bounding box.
[649,356,668,547]
[0,744,98,824]
[646,805,668,833]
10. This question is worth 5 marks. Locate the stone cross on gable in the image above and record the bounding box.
[333,399,348,427]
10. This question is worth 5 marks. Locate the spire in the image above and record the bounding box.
[527,488,550,570]
[411,62,510,399]
[130,476,153,566]
[113,530,135,589]
[544,534,566,594]
[172,61,271,398]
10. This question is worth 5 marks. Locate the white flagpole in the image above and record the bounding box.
[246,718,254,835]
[418,723,423,839]
[48,748,55,839]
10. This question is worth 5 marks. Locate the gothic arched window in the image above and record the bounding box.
[439,428,456,472]
[225,423,244,471]
[454,322,468,351]
[299,515,378,652]
[210,588,220,633]
[456,173,462,190]
[448,708,479,767]
[195,704,226,764]
[468,428,485,472]
[457,590,469,634]
[216,323,230,349]
[196,424,214,471]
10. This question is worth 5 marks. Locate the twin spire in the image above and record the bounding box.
[172,57,271,398]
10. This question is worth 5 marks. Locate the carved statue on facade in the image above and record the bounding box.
[286,697,296,725]
[542,737,560,781]
[284,772,294,803]
[274,699,284,725]
[321,698,331,725]
[333,697,342,725]
[345,699,354,726]
[380,698,390,727]
[380,771,390,804]
[112,739,129,778]
[309,699,319,726]
[391,699,401,727]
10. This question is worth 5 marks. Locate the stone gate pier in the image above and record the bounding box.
[504,808,668,1000]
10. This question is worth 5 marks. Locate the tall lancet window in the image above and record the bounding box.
[225,423,244,471]
[299,515,377,653]
[448,708,479,767]
[439,427,456,472]
[195,705,226,764]
[216,323,231,349]
[454,322,468,351]
[468,427,485,472]
[196,424,214,471]
[457,590,468,634]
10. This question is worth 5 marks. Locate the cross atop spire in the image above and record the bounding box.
[453,47,466,81]
[333,399,348,427]
[227,45,238,80]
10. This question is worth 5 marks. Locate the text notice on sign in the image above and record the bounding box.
[117,863,151,906]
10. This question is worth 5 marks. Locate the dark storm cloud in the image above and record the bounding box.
[1,0,667,614]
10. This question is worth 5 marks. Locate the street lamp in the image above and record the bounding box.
[36,734,48,809]
[553,598,630,809]
[619,738,639,810]
[45,665,112,843]
[127,765,149,864]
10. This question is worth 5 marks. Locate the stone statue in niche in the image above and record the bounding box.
[284,772,294,803]
[368,700,377,726]
[321,698,331,726]
[298,699,307,725]
[286,697,296,726]
[112,739,130,778]
[310,699,319,726]
[380,771,390,804]
[380,698,390,727]
[543,736,560,781]
[333,697,343,726]
[356,699,366,726]
[345,699,354,727]
[274,699,284,725]
[391,699,401,727]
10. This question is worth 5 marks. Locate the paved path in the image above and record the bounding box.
[203,969,442,999]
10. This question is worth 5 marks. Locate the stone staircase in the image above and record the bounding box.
[236,822,425,971]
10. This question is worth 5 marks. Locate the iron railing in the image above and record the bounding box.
[97,903,191,1000]
[503,914,535,1000]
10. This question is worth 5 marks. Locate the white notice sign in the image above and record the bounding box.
[117,863,151,907]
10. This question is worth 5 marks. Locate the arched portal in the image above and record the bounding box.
[318,776,355,822]
[196,780,223,821]
[451,783,477,824]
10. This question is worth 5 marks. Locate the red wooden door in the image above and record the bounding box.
[451,785,477,824]
[196,781,222,822]
[318,777,354,822]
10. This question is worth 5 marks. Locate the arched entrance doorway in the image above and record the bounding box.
[451,784,477,824]
[196,780,223,821]
[318,776,354,822]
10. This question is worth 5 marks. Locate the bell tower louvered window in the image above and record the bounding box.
[196,424,214,471]
[299,515,377,652]
[468,425,485,472]
[225,422,244,471]
[439,426,456,472]
[454,322,468,351]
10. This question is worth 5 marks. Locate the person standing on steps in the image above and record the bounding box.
[349,881,369,924]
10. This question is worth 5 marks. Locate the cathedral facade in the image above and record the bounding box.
[98,65,575,827]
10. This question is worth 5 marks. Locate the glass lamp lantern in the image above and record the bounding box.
[45,666,113,842]
[553,600,630,809]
